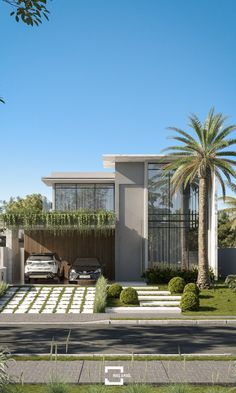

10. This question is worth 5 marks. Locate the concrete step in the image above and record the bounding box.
[138,295,175,301]
[105,306,181,314]
[140,301,180,307]
[123,286,159,290]
[137,293,179,299]
[138,295,181,300]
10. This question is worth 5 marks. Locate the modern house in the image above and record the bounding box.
[41,155,218,281]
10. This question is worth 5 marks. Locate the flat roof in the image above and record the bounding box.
[102,154,169,168]
[42,172,115,186]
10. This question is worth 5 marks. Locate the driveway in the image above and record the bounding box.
[0,286,95,314]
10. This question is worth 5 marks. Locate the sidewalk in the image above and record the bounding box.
[0,313,236,325]
[8,360,236,384]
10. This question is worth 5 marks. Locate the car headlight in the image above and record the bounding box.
[94,268,101,274]
[69,269,78,280]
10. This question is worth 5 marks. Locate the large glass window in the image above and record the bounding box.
[55,183,114,211]
[55,184,77,211]
[148,164,198,268]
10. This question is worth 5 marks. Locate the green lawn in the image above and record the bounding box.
[158,283,236,316]
[9,385,236,393]
[108,284,236,316]
[107,298,139,307]
[185,284,236,316]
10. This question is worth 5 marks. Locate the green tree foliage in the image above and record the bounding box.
[164,108,236,288]
[2,193,44,214]
[218,211,236,248]
[3,0,49,26]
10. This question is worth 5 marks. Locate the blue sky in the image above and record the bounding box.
[1,0,236,202]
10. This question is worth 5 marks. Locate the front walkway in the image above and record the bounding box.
[8,360,236,384]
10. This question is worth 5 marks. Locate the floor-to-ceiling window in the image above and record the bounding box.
[148,163,198,268]
[55,183,114,211]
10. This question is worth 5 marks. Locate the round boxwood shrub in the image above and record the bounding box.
[181,292,199,312]
[168,277,186,294]
[107,283,123,298]
[183,282,199,295]
[120,287,139,305]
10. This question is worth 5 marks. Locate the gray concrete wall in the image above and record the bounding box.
[5,229,21,284]
[115,162,145,281]
[218,248,236,278]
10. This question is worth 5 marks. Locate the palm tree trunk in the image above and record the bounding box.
[181,185,190,270]
[197,177,211,288]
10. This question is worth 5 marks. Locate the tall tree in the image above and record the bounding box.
[164,108,236,288]
[221,189,236,230]
[218,211,236,248]
[2,194,44,213]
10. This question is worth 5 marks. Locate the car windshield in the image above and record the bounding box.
[28,255,54,261]
[73,258,100,268]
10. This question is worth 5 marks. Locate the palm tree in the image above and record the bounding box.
[163,108,236,288]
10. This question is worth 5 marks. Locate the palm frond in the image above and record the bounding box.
[167,127,196,143]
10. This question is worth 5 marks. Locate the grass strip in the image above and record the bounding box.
[11,287,31,313]
[39,286,55,313]
[12,354,236,361]
[27,287,43,313]
[52,286,65,313]
[9,384,236,392]
[0,286,21,313]
[66,286,77,313]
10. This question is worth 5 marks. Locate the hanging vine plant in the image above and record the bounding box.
[0,210,116,234]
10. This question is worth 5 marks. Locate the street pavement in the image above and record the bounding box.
[8,359,236,384]
[1,324,236,355]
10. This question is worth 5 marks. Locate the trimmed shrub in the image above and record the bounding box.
[120,287,139,305]
[0,282,8,298]
[183,282,200,295]
[225,275,236,292]
[107,283,123,298]
[93,276,108,313]
[168,277,186,294]
[181,292,199,312]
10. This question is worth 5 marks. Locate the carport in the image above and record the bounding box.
[0,211,115,284]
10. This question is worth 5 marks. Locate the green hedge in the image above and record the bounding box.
[0,210,115,232]
[142,265,215,285]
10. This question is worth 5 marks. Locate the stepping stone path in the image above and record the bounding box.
[0,286,97,314]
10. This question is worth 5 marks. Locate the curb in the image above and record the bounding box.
[0,318,235,326]
[109,319,236,326]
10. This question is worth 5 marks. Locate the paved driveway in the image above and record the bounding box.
[0,286,95,314]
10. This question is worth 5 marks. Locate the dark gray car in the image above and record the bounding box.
[68,257,102,283]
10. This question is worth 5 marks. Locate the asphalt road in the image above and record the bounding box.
[0,324,236,355]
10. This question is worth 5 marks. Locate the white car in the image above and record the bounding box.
[25,253,63,282]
